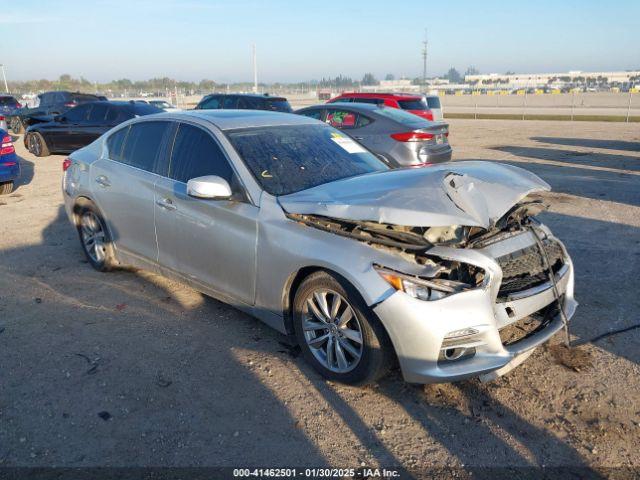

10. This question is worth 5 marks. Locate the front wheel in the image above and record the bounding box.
[27,132,50,157]
[293,271,394,385]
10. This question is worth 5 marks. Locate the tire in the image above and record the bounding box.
[0,181,13,195]
[27,132,50,157]
[293,271,394,385]
[11,117,24,135]
[76,204,116,272]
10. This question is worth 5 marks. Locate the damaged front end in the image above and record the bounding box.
[282,162,577,383]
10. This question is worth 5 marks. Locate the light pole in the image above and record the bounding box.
[0,64,8,93]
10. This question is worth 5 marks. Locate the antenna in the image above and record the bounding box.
[252,44,258,93]
[421,29,428,86]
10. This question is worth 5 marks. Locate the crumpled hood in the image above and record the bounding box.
[278,161,550,228]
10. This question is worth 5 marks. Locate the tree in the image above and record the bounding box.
[384,73,395,81]
[445,68,462,83]
[465,66,479,76]
[361,73,378,86]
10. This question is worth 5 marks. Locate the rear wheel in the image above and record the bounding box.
[27,132,49,157]
[293,271,394,385]
[0,181,13,195]
[76,205,116,271]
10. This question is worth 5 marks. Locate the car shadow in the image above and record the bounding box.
[14,156,35,190]
[531,137,640,153]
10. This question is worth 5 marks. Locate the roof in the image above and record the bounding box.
[334,92,423,99]
[201,93,288,100]
[173,109,317,130]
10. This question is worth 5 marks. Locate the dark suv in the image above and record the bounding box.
[195,93,292,112]
[10,91,104,134]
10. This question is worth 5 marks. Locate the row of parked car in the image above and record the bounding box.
[1,89,452,170]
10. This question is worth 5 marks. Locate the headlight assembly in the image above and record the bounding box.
[375,266,473,301]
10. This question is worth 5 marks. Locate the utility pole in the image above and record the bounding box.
[252,44,258,93]
[421,29,428,87]
[0,64,8,93]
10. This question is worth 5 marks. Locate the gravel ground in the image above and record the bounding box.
[0,119,639,477]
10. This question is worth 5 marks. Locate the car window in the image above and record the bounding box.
[425,96,441,109]
[106,126,129,161]
[357,115,372,128]
[222,96,238,109]
[397,99,428,110]
[237,96,261,109]
[64,104,91,122]
[120,121,170,173]
[105,106,133,124]
[168,124,234,185]
[351,98,383,105]
[374,107,433,128]
[0,96,18,106]
[326,109,358,129]
[299,109,323,120]
[226,124,388,196]
[87,103,108,122]
[265,99,292,112]
[198,95,221,109]
[132,104,163,116]
[71,93,100,104]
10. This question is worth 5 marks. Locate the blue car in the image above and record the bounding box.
[0,128,19,194]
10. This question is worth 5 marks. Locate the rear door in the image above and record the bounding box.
[90,121,172,265]
[81,103,110,146]
[154,122,258,305]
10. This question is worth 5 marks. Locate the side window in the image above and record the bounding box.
[357,115,372,128]
[326,109,358,129]
[300,109,323,120]
[87,104,108,123]
[106,126,129,162]
[120,121,170,174]
[237,96,261,109]
[64,104,91,122]
[198,95,221,109]
[222,96,238,109]
[168,124,234,185]
[105,106,133,124]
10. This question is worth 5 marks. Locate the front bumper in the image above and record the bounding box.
[373,229,577,384]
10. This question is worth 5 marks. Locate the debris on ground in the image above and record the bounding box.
[548,344,593,372]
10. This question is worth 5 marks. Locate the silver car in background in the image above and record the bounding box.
[62,110,577,385]
[296,103,451,167]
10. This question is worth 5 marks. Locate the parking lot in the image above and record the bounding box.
[1,119,639,475]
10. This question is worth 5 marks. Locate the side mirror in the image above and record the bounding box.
[187,175,232,200]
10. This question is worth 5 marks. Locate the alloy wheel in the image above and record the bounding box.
[80,212,107,264]
[302,289,364,373]
[28,134,41,156]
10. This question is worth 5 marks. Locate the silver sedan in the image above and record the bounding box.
[62,110,577,385]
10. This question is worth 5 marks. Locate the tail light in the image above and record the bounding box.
[391,131,434,142]
[1,135,15,155]
[64,102,77,108]
[0,115,4,121]
[62,157,72,171]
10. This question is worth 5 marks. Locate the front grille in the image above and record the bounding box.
[496,238,564,297]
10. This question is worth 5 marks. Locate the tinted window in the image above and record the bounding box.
[106,127,129,161]
[222,96,238,109]
[265,99,292,112]
[226,124,387,196]
[64,104,91,122]
[105,106,133,124]
[351,98,383,105]
[237,96,262,109]
[0,96,18,106]
[198,95,221,109]
[299,109,323,120]
[120,121,170,173]
[132,104,163,116]
[374,107,432,128]
[397,99,428,110]
[70,93,100,104]
[87,103,108,122]
[425,96,441,109]
[169,124,234,184]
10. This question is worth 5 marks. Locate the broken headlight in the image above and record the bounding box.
[375,266,473,301]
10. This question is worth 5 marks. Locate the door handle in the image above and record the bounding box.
[95,175,111,187]
[156,198,177,211]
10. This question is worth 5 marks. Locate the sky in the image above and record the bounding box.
[2,0,639,83]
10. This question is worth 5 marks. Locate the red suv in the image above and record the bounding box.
[328,92,436,120]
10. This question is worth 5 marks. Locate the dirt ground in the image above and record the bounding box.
[0,119,639,477]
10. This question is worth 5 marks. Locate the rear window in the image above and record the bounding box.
[70,93,101,104]
[132,104,164,116]
[425,96,441,109]
[0,96,18,106]
[397,99,428,110]
[374,107,433,128]
[265,99,292,112]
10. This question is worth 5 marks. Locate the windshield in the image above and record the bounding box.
[226,124,388,196]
